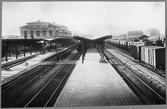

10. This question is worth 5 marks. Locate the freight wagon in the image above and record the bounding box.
[130,45,144,61]
[107,39,166,71]
[140,46,165,69]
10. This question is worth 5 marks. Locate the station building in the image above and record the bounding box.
[144,28,160,37]
[2,21,74,61]
[126,30,144,41]
[20,20,72,39]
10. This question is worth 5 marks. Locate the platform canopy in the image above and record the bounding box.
[2,35,74,45]
[73,35,112,43]
[45,36,73,42]
[2,39,47,45]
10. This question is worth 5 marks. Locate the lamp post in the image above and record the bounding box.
[41,41,45,54]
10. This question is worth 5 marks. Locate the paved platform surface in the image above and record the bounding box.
[1,52,56,81]
[55,47,142,107]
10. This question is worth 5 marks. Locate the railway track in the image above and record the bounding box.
[1,65,53,94]
[25,52,80,107]
[1,51,81,108]
[105,43,133,59]
[1,54,37,71]
[42,44,78,62]
[104,49,166,105]
[105,43,165,77]
[105,44,166,95]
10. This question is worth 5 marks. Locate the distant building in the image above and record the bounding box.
[127,30,143,39]
[144,28,160,37]
[20,20,72,39]
[127,35,149,42]
[118,34,127,40]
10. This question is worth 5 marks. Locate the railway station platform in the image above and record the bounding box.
[55,47,142,107]
[1,52,57,82]
[1,52,37,64]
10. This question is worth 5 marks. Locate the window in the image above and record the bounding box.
[49,30,53,36]
[30,31,34,39]
[36,31,40,37]
[24,31,27,39]
[30,31,34,35]
[42,25,47,28]
[43,30,47,36]
[36,25,39,29]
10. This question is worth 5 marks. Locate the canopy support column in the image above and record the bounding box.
[9,44,11,57]
[30,45,32,55]
[5,44,8,62]
[15,44,18,59]
[101,41,104,60]
[81,41,85,63]
[24,44,26,57]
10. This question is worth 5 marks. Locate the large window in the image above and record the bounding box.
[43,30,47,36]
[36,31,40,37]
[30,31,34,39]
[24,31,27,39]
[49,30,53,36]
[30,31,34,35]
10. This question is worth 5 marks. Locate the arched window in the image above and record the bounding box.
[30,31,34,35]
[24,31,27,39]
[43,30,47,36]
[49,30,53,36]
[36,31,40,37]
[30,31,34,39]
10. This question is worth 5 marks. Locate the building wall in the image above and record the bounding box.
[127,31,143,36]
[20,21,71,39]
[21,27,55,38]
[145,28,160,37]
[126,31,143,39]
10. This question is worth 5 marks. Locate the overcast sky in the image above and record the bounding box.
[2,2,165,38]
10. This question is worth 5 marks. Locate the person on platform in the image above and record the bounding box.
[25,61,28,68]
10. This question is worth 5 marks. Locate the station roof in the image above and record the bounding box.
[73,35,112,43]
[2,35,74,45]
[43,36,73,42]
[2,35,46,45]
[2,39,46,45]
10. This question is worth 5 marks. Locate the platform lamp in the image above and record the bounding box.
[41,40,46,54]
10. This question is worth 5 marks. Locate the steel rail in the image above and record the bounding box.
[24,52,80,107]
[105,43,165,77]
[104,49,166,104]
